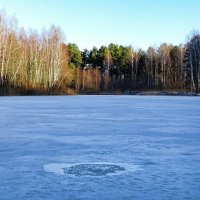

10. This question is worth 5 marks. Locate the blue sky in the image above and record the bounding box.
[0,0,200,50]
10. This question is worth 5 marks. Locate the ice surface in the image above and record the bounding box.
[0,95,200,200]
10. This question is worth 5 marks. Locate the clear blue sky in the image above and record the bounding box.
[0,0,200,50]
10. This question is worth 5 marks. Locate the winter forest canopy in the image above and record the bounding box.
[0,11,200,95]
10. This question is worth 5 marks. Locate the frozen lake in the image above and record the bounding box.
[0,95,200,200]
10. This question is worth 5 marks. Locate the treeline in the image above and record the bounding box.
[0,12,200,95]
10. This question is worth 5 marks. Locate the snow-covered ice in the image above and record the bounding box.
[0,95,200,200]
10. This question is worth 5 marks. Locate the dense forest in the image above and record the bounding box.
[0,12,200,95]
